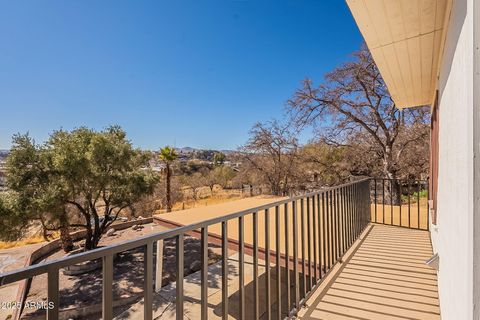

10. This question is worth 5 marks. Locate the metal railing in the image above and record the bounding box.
[370,178,429,230]
[0,179,371,320]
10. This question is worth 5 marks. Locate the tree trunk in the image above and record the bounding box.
[270,183,282,196]
[383,148,401,206]
[166,163,172,212]
[60,225,74,252]
[42,226,49,242]
[59,212,74,252]
[84,220,94,251]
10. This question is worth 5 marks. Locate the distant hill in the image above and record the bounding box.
[0,150,9,162]
[0,147,238,163]
[176,147,235,155]
[176,147,197,154]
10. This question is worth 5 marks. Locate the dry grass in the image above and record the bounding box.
[371,198,429,229]
[0,193,245,250]
[0,233,58,250]
[170,190,245,211]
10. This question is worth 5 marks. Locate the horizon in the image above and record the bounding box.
[0,1,363,150]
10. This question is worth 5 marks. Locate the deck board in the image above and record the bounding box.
[299,224,440,320]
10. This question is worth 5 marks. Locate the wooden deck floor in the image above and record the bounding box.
[299,224,440,320]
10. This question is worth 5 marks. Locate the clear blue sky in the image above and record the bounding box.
[0,0,362,151]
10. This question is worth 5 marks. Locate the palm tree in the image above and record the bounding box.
[159,146,178,212]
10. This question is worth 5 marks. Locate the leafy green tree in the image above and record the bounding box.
[159,146,178,212]
[213,152,226,166]
[299,142,350,186]
[206,166,236,191]
[6,133,74,250]
[7,126,159,251]
[0,192,29,242]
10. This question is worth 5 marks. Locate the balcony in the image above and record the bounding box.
[0,179,439,320]
[298,224,439,320]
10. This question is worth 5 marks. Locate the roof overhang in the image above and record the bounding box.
[346,0,452,109]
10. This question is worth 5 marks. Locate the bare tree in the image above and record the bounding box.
[240,120,299,196]
[288,48,429,202]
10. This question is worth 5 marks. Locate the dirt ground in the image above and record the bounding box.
[171,188,246,211]
[370,198,429,229]
[22,224,221,319]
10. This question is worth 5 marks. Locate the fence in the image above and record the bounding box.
[370,178,429,230]
[0,179,371,320]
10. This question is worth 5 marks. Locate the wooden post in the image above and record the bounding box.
[155,240,164,292]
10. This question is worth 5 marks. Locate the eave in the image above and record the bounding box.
[346,0,452,109]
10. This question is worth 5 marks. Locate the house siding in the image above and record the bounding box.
[430,0,475,319]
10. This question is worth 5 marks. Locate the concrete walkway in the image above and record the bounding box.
[0,243,44,320]
[298,225,440,320]
[115,253,276,320]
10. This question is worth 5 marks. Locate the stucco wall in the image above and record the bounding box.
[472,0,480,317]
[429,0,474,319]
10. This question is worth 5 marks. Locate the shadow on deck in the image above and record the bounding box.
[299,224,440,320]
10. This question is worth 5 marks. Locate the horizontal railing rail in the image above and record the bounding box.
[370,178,429,230]
[0,179,372,320]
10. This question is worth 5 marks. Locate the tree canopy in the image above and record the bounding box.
[159,146,178,212]
[6,126,159,250]
[288,48,429,181]
[0,192,28,241]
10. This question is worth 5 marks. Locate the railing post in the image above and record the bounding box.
[408,180,411,228]
[332,189,337,263]
[417,181,421,229]
[307,196,312,291]
[144,241,153,320]
[253,211,259,319]
[321,192,327,275]
[284,203,290,314]
[390,179,394,225]
[201,227,209,320]
[275,205,282,320]
[362,181,366,230]
[300,198,306,299]
[365,181,368,228]
[427,178,430,230]
[47,267,59,320]
[336,188,341,259]
[102,254,113,320]
[317,193,323,278]
[222,221,229,320]
[355,182,360,238]
[341,186,346,255]
[176,234,184,320]
[292,200,299,312]
[382,179,386,224]
[399,181,403,227]
[312,195,317,283]
[155,240,164,293]
[347,185,352,247]
[264,209,271,320]
[325,192,331,270]
[374,178,377,223]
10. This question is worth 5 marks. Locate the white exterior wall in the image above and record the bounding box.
[429,0,475,319]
